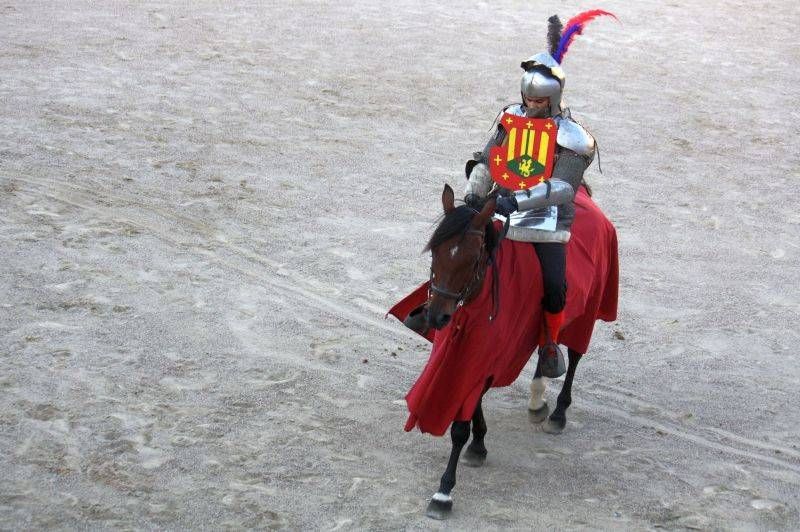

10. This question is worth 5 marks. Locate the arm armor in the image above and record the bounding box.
[512,178,574,211]
[512,148,590,211]
[465,162,493,200]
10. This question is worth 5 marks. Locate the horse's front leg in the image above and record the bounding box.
[543,348,583,434]
[426,420,470,520]
[462,397,487,467]
[528,363,550,422]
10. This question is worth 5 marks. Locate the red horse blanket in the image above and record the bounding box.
[388,188,619,436]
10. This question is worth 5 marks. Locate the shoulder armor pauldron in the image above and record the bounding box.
[556,117,596,159]
[503,104,525,117]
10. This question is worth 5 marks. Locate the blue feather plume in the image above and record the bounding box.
[553,9,618,64]
[554,24,583,63]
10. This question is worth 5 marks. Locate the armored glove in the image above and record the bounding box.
[494,195,519,217]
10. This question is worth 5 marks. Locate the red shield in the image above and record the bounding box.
[488,114,558,190]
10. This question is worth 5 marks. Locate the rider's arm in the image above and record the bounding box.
[511,148,590,212]
[465,124,508,200]
[465,162,494,200]
[480,124,507,165]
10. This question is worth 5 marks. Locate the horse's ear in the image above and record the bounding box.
[442,184,455,214]
[472,196,496,228]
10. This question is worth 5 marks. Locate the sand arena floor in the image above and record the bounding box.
[2,1,799,529]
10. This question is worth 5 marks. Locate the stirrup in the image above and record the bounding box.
[538,342,566,378]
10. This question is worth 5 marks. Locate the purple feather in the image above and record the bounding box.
[553,9,618,64]
[554,23,583,63]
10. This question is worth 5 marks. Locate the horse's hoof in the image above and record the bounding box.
[425,497,453,520]
[542,417,566,434]
[528,403,550,423]
[461,447,487,468]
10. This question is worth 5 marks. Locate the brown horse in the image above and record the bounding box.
[390,184,618,519]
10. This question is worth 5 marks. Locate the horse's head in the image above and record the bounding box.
[425,184,496,330]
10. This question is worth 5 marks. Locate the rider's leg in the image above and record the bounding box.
[533,242,567,378]
[544,309,565,343]
[533,242,567,320]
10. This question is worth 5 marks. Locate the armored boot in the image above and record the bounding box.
[537,311,566,378]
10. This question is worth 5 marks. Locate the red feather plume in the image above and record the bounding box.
[555,9,619,63]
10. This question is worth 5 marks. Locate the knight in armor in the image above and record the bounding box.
[465,12,614,378]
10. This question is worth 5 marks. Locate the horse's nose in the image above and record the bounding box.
[428,312,451,330]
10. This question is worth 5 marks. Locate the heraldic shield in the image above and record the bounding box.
[488,114,558,190]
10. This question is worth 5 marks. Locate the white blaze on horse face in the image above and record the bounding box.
[449,245,459,258]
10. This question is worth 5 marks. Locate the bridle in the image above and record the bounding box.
[427,210,509,321]
[429,228,488,309]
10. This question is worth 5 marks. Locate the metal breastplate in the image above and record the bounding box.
[509,206,558,231]
[489,108,591,243]
[502,112,589,243]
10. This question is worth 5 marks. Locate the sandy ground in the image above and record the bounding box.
[2,0,799,529]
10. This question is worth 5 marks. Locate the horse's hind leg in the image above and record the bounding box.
[462,397,487,467]
[426,420,470,520]
[543,348,582,434]
[528,364,550,423]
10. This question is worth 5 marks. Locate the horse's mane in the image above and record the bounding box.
[424,204,498,255]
